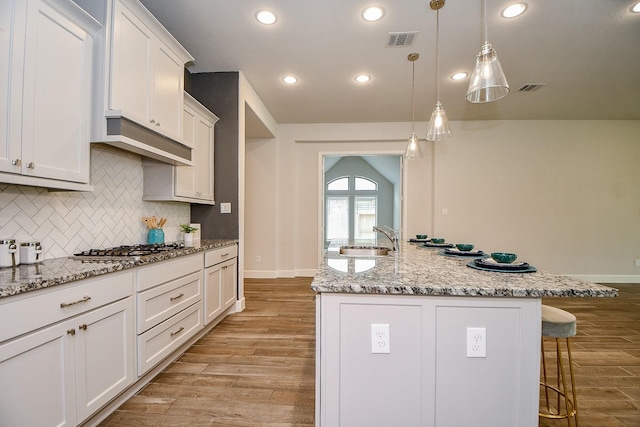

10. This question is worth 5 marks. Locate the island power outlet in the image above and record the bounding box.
[371,324,390,354]
[467,327,487,358]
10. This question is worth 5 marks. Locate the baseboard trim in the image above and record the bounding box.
[244,270,277,279]
[295,269,317,277]
[243,269,317,278]
[567,274,640,284]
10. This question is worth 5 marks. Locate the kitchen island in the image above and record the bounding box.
[312,241,616,427]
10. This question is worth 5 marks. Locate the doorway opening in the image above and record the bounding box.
[322,155,403,252]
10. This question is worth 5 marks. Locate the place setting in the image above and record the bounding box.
[408,234,430,244]
[439,243,488,259]
[418,237,454,249]
[467,252,537,273]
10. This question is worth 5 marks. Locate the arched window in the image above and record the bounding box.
[327,176,349,191]
[326,175,379,242]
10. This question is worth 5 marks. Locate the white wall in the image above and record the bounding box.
[244,120,640,282]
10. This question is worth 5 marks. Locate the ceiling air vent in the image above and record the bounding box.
[386,32,418,47]
[517,83,547,92]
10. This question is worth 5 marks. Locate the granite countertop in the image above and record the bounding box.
[0,239,238,299]
[311,241,618,298]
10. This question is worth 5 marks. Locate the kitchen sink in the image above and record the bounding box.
[339,246,390,257]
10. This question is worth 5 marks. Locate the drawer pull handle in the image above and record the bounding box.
[221,253,230,257]
[170,293,185,301]
[170,326,185,337]
[67,328,76,336]
[60,295,91,308]
[79,324,87,331]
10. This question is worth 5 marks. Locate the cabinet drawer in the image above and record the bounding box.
[205,245,238,267]
[137,253,203,291]
[137,271,202,333]
[0,271,133,343]
[137,301,203,375]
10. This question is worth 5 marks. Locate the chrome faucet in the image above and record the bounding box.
[373,225,400,252]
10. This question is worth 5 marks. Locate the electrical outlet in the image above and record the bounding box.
[220,202,232,214]
[635,259,640,267]
[371,324,390,354]
[466,327,487,358]
[256,255,262,263]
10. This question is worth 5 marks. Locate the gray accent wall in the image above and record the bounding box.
[187,72,240,239]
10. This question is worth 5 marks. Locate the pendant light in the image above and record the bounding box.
[405,53,423,159]
[466,0,509,103]
[426,0,452,141]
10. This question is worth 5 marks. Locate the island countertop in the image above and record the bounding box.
[0,239,238,299]
[311,241,618,298]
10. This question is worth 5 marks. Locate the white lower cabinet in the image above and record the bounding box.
[204,245,238,325]
[0,272,135,426]
[135,253,204,376]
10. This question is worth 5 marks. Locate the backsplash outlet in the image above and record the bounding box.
[0,145,190,260]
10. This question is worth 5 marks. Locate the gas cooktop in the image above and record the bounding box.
[72,243,185,262]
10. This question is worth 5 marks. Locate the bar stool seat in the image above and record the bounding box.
[540,305,579,426]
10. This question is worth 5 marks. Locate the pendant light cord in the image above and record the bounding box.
[411,57,415,132]
[435,9,440,103]
[483,0,488,44]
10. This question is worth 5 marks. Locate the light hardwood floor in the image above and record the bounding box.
[99,280,640,426]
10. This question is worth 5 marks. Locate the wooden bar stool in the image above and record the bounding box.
[540,305,579,427]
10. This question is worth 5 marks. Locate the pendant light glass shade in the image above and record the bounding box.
[466,0,509,103]
[466,42,509,102]
[405,132,423,159]
[405,53,423,159]
[426,102,452,141]
[426,2,452,142]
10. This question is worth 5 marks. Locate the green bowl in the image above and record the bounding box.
[431,238,445,244]
[491,252,517,264]
[456,243,474,252]
[416,234,428,239]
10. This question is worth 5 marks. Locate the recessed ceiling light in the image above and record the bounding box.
[256,10,277,25]
[501,3,527,18]
[451,72,469,81]
[355,74,371,83]
[282,76,297,84]
[632,1,640,12]
[362,6,385,22]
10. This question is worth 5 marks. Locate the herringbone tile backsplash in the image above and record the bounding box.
[0,145,190,260]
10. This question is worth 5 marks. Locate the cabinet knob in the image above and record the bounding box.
[67,328,76,336]
[150,119,156,124]
[79,324,87,331]
[11,159,21,166]
[155,122,160,127]
[26,162,35,169]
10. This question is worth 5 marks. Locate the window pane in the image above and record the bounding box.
[355,177,377,191]
[354,196,376,239]
[327,177,349,191]
[326,196,349,240]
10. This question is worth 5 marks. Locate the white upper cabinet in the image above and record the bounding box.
[111,0,184,141]
[83,0,194,165]
[0,0,100,190]
[143,93,217,204]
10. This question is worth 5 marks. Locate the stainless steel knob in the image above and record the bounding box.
[150,119,156,124]
[27,162,34,169]
[11,159,21,166]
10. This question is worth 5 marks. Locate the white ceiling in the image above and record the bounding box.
[140,0,640,124]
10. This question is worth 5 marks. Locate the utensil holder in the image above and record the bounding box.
[147,229,165,245]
